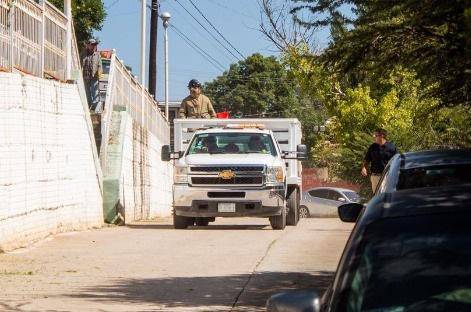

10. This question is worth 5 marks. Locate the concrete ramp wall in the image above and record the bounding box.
[103,112,173,223]
[101,54,173,223]
[0,73,103,252]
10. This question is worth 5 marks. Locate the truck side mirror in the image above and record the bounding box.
[296,144,308,160]
[161,145,171,161]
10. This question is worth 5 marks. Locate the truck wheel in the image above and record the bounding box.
[173,213,189,229]
[195,218,209,226]
[286,188,300,226]
[269,204,286,230]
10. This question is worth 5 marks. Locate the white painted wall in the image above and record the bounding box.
[119,113,173,222]
[0,73,103,252]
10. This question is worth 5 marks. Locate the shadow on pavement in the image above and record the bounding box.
[126,224,269,230]
[64,271,334,310]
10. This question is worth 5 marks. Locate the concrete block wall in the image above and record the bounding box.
[0,73,103,252]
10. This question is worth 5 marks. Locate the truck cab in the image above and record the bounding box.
[162,119,306,230]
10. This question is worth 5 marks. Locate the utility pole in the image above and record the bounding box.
[148,0,158,98]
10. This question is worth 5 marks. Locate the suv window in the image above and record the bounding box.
[397,164,471,190]
[308,189,329,199]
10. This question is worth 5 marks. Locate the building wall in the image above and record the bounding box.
[0,73,103,252]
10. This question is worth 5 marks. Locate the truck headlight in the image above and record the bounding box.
[174,166,188,184]
[266,166,284,183]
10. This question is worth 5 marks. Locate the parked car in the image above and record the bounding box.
[267,149,471,312]
[300,187,360,218]
[374,149,471,194]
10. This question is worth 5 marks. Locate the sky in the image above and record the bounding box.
[96,0,330,101]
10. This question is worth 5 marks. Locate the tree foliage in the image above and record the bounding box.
[257,1,471,194]
[49,0,106,44]
[204,53,298,117]
[286,48,471,193]
[290,0,471,108]
[204,53,328,149]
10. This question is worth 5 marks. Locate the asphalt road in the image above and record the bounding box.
[0,218,353,312]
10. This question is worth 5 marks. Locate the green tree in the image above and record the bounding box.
[259,2,471,195]
[204,53,328,150]
[204,53,298,117]
[49,0,106,44]
[290,0,471,108]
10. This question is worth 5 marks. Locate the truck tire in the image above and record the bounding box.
[269,204,286,230]
[195,218,209,226]
[173,213,190,229]
[286,188,300,226]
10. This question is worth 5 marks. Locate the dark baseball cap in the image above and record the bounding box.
[188,79,201,88]
[87,38,98,45]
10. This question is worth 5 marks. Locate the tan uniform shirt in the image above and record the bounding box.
[179,94,216,118]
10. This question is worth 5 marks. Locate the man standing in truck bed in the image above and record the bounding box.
[179,79,216,118]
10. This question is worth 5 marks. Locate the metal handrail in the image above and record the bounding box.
[100,53,170,168]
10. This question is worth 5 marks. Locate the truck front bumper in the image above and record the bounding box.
[173,184,285,217]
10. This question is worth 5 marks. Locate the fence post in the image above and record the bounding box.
[65,0,72,81]
[40,0,45,77]
[8,0,15,71]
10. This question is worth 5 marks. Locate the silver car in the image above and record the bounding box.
[300,187,360,218]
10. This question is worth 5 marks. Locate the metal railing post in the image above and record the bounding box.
[65,0,72,81]
[40,0,45,77]
[8,0,15,71]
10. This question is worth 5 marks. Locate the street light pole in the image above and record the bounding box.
[161,12,171,121]
[140,0,146,129]
[140,0,146,86]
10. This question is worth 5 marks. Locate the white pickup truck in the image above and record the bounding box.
[161,119,306,230]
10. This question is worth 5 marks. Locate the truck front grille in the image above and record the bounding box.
[190,166,264,173]
[191,177,263,185]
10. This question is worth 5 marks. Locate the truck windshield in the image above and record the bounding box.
[187,133,277,156]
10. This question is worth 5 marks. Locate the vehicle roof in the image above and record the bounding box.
[194,128,271,135]
[364,184,471,221]
[402,149,471,169]
[304,187,357,193]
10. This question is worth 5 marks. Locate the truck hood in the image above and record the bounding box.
[182,154,280,167]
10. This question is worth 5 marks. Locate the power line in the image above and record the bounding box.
[206,0,258,21]
[173,0,243,62]
[162,1,235,63]
[106,0,121,9]
[170,25,227,72]
[186,0,245,59]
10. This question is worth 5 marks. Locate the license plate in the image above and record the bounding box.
[218,202,236,213]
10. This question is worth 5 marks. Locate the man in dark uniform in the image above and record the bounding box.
[361,128,398,192]
[179,79,216,118]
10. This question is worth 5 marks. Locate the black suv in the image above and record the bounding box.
[267,149,471,312]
